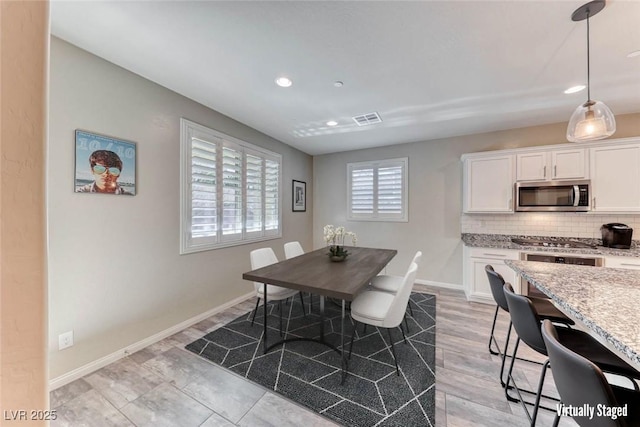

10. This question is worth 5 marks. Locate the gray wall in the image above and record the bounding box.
[48,37,313,379]
[313,113,640,285]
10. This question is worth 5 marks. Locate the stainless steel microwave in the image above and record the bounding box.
[515,180,590,212]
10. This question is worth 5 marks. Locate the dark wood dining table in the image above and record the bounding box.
[242,245,397,381]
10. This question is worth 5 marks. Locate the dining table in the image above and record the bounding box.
[505,259,640,371]
[242,245,397,381]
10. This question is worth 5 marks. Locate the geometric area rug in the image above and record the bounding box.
[186,292,436,427]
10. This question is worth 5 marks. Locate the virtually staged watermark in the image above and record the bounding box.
[557,404,628,420]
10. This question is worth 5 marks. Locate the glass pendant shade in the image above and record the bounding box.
[566,100,616,142]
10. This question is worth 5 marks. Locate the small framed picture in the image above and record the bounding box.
[292,180,306,212]
[74,130,136,196]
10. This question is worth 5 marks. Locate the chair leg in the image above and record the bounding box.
[489,305,500,355]
[363,324,367,334]
[349,321,358,360]
[387,328,400,376]
[298,292,306,316]
[504,337,521,403]
[499,322,513,388]
[552,413,560,427]
[251,297,261,326]
[399,324,408,344]
[505,338,556,422]
[404,314,409,333]
[530,360,550,427]
[496,320,544,389]
[279,300,283,336]
[407,299,415,317]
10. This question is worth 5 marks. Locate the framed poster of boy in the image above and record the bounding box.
[292,180,306,212]
[74,130,136,195]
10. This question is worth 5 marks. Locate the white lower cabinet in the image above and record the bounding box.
[463,246,520,304]
[605,256,640,270]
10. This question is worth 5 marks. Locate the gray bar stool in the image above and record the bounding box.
[541,320,640,427]
[485,265,574,387]
[503,283,640,427]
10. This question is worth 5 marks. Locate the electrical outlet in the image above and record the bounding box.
[59,331,74,350]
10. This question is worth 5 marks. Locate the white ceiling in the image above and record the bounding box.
[50,1,640,155]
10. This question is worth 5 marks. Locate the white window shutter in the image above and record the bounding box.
[180,118,282,253]
[348,158,408,222]
[377,164,404,217]
[221,145,243,238]
[264,159,279,232]
[245,154,263,234]
[190,137,217,240]
[350,167,375,215]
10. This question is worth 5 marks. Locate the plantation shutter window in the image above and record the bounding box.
[347,158,408,222]
[264,159,280,232]
[221,145,243,239]
[350,167,374,215]
[245,153,263,234]
[180,119,282,253]
[190,137,218,243]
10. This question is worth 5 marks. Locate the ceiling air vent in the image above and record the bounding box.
[352,112,382,126]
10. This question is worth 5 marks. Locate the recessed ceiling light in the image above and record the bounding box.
[627,50,640,58]
[564,85,586,94]
[333,81,344,88]
[275,77,292,87]
[326,120,338,126]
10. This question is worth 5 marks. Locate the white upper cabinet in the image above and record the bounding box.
[463,137,640,214]
[551,148,587,179]
[463,154,515,213]
[516,148,586,181]
[590,143,640,212]
[516,152,547,181]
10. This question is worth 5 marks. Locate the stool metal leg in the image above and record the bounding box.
[491,309,544,389]
[489,305,501,355]
[504,337,559,417]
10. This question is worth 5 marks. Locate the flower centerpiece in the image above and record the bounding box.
[323,225,357,262]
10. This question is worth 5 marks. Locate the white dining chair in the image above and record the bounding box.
[283,241,314,312]
[284,241,304,259]
[370,251,422,317]
[249,247,305,335]
[349,262,418,375]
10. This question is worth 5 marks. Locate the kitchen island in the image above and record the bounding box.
[506,260,640,371]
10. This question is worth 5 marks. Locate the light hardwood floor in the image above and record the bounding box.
[50,285,581,426]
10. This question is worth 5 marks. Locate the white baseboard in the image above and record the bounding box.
[49,291,255,391]
[415,278,463,291]
[466,294,495,305]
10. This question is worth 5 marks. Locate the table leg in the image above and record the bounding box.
[263,283,268,354]
[319,295,325,340]
[341,299,348,384]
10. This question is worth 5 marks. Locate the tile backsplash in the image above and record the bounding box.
[461,213,640,240]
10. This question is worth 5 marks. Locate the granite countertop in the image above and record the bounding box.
[505,259,640,369]
[462,233,640,258]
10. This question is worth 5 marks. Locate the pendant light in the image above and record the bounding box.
[566,0,616,143]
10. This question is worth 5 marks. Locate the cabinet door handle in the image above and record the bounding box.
[554,165,557,177]
[592,197,596,209]
[508,199,512,210]
[483,253,507,257]
[620,263,640,267]
[543,166,547,178]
